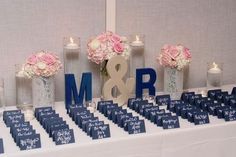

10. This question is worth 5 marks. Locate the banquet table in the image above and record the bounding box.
[1,84,236,157]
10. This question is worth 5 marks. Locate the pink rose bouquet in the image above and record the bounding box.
[158,44,191,70]
[22,51,62,78]
[87,31,130,64]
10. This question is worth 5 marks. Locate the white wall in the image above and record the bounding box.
[0,0,105,106]
[0,0,236,106]
[117,0,236,90]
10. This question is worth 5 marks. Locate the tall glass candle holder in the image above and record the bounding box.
[15,64,32,110]
[129,34,145,77]
[63,37,80,103]
[207,62,223,88]
[0,78,5,117]
[129,34,145,95]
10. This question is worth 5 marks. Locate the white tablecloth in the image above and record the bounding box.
[1,84,236,157]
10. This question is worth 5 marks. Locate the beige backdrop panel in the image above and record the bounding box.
[0,0,106,106]
[116,0,236,91]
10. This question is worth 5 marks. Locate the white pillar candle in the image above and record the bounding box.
[64,37,79,50]
[130,35,144,47]
[207,62,223,87]
[208,62,221,74]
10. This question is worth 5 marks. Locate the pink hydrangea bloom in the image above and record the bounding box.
[158,44,191,70]
[87,31,130,64]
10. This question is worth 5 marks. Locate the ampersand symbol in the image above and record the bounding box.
[102,56,135,106]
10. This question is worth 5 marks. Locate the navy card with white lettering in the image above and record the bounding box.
[10,122,30,134]
[91,124,111,140]
[117,113,133,127]
[106,106,121,119]
[15,130,36,145]
[207,89,222,100]
[35,107,53,119]
[138,103,153,116]
[53,129,75,145]
[81,117,99,131]
[193,112,210,125]
[103,104,118,116]
[175,104,189,116]
[97,100,113,112]
[128,97,143,109]
[181,92,195,102]
[168,100,184,112]
[216,106,230,119]
[162,116,180,129]
[86,121,104,136]
[111,109,127,123]
[5,113,25,127]
[223,109,236,121]
[68,105,86,117]
[156,95,170,106]
[223,95,235,106]
[127,120,146,134]
[3,110,21,122]
[208,103,221,116]
[150,109,165,123]
[229,98,236,108]
[0,139,4,154]
[19,134,41,150]
[76,113,94,127]
[144,106,159,119]
[187,109,200,123]
[156,113,172,126]
[189,94,202,105]
[133,100,148,112]
[123,116,139,131]
[180,106,197,119]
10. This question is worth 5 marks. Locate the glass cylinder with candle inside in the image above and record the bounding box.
[129,34,145,95]
[207,62,223,88]
[63,37,80,83]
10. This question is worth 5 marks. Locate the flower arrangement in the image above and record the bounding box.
[158,44,191,70]
[20,51,62,78]
[87,31,130,64]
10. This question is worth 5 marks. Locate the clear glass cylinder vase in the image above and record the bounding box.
[164,67,183,94]
[15,64,32,110]
[32,76,55,108]
[207,62,223,88]
[63,37,80,84]
[129,34,145,95]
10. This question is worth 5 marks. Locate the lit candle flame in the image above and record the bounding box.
[70,37,74,44]
[213,62,218,68]
[135,35,140,41]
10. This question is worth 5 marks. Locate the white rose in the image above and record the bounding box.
[37,62,46,70]
[90,39,101,50]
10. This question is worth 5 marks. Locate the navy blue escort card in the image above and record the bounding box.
[123,116,139,131]
[187,109,200,123]
[216,91,228,103]
[127,120,146,134]
[107,107,122,120]
[144,106,159,119]
[201,100,213,111]
[117,113,133,127]
[208,103,221,116]
[207,89,222,100]
[86,121,104,136]
[5,113,25,127]
[35,107,52,119]
[231,87,236,96]
[223,109,236,121]
[81,117,99,131]
[215,106,230,119]
[175,103,190,116]
[67,104,84,114]
[162,116,180,129]
[229,98,236,108]
[181,92,195,102]
[223,95,235,106]
[156,94,170,106]
[10,122,30,134]
[189,94,202,105]
[69,106,87,118]
[76,113,94,127]
[3,110,21,122]
[0,139,4,154]
[103,103,118,117]
[149,109,165,123]
[138,103,153,116]
[53,129,75,145]
[156,113,172,126]
[73,109,90,122]
[167,100,184,112]
[180,106,197,119]
[193,112,210,125]
[133,100,148,112]
[97,100,113,113]
[194,97,208,108]
[91,124,111,140]
[18,134,41,150]
[128,97,143,109]
[111,109,127,123]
